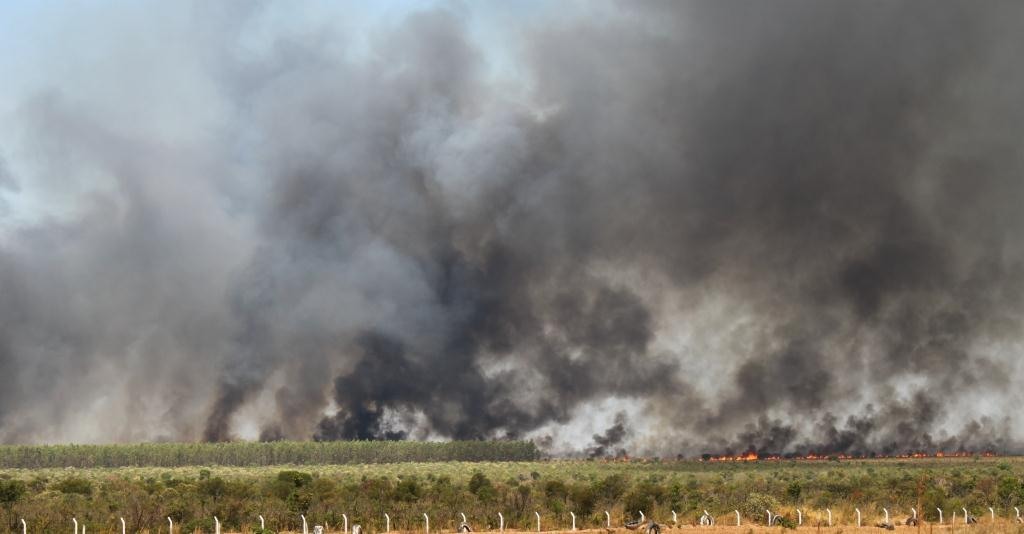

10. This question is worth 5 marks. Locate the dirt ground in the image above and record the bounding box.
[251,526,1024,534]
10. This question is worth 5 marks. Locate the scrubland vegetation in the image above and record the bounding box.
[0,441,539,468]
[3,454,1024,532]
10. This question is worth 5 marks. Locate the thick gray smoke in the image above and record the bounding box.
[2,1,1024,456]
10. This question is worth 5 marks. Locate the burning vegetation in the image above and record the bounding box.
[700,450,995,462]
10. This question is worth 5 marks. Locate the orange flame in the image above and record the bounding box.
[699,450,997,462]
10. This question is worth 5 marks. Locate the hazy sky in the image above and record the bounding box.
[0,0,556,225]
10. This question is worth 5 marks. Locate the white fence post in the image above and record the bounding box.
[259,515,265,530]
[385,513,391,533]
[215,516,221,534]
[827,509,832,527]
[606,512,611,528]
[735,510,741,526]
[121,517,126,534]
[168,517,173,534]
[855,508,861,527]
[423,513,430,534]
[536,511,541,532]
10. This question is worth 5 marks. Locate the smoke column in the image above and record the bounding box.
[1,1,1024,456]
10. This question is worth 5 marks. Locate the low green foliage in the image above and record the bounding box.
[0,457,1021,532]
[53,476,93,496]
[0,478,26,505]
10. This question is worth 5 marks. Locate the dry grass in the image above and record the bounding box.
[217,526,1024,534]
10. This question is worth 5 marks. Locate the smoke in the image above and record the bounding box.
[587,412,630,459]
[1,1,1024,455]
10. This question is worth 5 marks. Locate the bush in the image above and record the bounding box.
[198,476,227,500]
[395,476,422,502]
[741,492,780,523]
[594,474,628,502]
[786,481,802,502]
[571,484,597,517]
[545,480,569,501]
[53,477,93,496]
[469,472,497,502]
[623,481,664,518]
[0,479,25,505]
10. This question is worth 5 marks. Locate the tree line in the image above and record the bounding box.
[0,441,539,468]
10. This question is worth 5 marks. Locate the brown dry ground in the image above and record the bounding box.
[227,527,1024,534]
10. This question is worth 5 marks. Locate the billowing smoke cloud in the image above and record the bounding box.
[1,1,1024,455]
[587,412,630,459]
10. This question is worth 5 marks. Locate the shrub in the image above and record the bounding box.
[0,479,25,505]
[53,477,93,496]
[741,492,780,523]
[786,481,802,502]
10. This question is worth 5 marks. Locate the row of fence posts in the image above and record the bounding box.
[758,506,1022,528]
[17,506,1024,532]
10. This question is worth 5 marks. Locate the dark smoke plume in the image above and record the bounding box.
[1,1,1024,456]
[587,412,629,458]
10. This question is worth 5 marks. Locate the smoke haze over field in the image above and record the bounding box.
[2,1,1024,456]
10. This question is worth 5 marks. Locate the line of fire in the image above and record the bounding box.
[699,450,998,462]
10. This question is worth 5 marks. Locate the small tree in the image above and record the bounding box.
[0,479,26,529]
[741,493,780,524]
[785,481,802,502]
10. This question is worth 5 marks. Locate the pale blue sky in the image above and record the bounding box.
[0,0,565,226]
[0,0,556,107]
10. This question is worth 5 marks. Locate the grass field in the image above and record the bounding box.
[3,455,1024,533]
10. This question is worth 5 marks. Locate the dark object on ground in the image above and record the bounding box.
[458,523,473,532]
[625,519,660,534]
[906,517,919,527]
[875,522,894,530]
